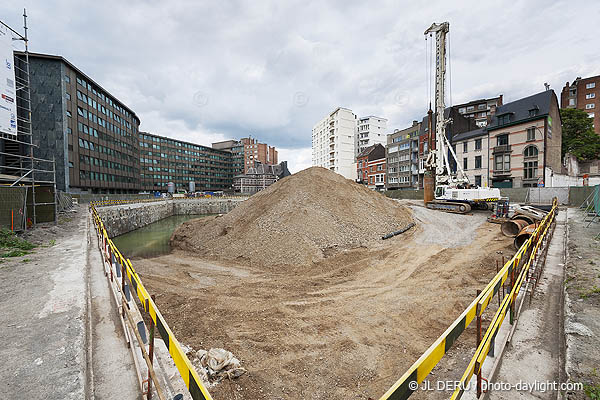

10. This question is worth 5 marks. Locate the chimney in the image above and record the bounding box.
[487,104,497,125]
[412,120,418,126]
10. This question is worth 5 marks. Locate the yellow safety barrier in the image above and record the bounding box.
[450,198,557,400]
[379,198,558,400]
[90,205,213,400]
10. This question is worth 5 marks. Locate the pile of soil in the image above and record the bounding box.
[171,167,412,269]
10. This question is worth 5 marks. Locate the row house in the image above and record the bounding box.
[452,90,562,188]
[356,143,386,190]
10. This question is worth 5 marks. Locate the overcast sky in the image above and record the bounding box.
[2,0,599,172]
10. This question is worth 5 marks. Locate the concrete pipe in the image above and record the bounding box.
[501,218,529,237]
[514,224,537,250]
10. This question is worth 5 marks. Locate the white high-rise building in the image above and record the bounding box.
[356,116,388,156]
[311,107,357,180]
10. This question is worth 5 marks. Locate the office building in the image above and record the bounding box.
[561,75,600,134]
[312,107,357,180]
[212,139,245,176]
[139,132,234,192]
[23,52,141,193]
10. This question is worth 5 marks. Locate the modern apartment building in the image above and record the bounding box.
[386,121,421,189]
[240,137,277,173]
[452,127,489,187]
[312,107,357,180]
[356,116,387,156]
[486,90,562,188]
[561,75,600,134]
[454,95,503,128]
[23,52,141,193]
[139,132,234,192]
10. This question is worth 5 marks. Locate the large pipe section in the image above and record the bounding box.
[514,224,537,250]
[501,219,529,237]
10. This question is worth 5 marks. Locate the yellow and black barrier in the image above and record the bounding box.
[450,199,557,400]
[90,205,214,400]
[379,198,558,400]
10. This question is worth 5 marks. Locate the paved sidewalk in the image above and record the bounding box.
[487,208,567,400]
[0,208,89,400]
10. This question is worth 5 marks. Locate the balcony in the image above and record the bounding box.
[493,144,511,154]
[492,169,511,177]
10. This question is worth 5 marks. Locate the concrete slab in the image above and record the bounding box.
[0,209,89,400]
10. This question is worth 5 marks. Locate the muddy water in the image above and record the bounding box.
[112,214,210,258]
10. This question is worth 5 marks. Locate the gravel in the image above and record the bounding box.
[171,167,413,269]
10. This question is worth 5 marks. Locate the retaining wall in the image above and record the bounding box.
[96,199,243,237]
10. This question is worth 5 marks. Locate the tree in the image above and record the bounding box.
[560,108,600,161]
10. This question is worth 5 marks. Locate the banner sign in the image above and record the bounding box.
[0,25,17,136]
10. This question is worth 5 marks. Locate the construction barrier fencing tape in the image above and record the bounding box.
[90,205,214,400]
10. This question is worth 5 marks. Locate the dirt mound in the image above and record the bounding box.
[171,167,412,268]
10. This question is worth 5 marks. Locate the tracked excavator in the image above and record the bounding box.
[423,22,500,214]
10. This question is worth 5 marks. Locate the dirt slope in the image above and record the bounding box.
[171,167,412,269]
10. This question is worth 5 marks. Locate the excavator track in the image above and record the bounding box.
[426,200,472,214]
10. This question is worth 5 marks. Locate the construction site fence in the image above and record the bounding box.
[90,204,214,400]
[0,186,27,231]
[379,198,559,400]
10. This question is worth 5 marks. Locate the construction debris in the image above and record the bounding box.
[189,348,247,386]
[171,167,413,268]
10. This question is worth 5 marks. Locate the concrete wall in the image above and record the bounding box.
[73,193,155,204]
[97,199,243,237]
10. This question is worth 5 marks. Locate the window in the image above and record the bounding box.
[497,114,511,125]
[463,157,468,170]
[65,92,71,101]
[466,106,475,112]
[569,98,575,106]
[64,75,70,83]
[377,164,383,171]
[586,93,596,99]
[524,161,538,179]
[527,127,536,141]
[458,107,466,113]
[478,104,486,110]
[528,108,539,117]
[66,110,72,118]
[475,155,482,169]
[586,82,596,89]
[497,134,509,146]
[495,154,510,171]
[524,146,538,158]
[463,142,468,152]
[475,175,482,187]
[586,104,595,109]
[475,138,482,150]
[589,113,595,118]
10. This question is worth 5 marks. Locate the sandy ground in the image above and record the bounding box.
[134,204,515,400]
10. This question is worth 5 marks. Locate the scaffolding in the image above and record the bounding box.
[0,10,57,230]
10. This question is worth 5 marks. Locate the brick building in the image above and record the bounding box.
[561,75,600,134]
[241,137,277,173]
[356,143,385,189]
